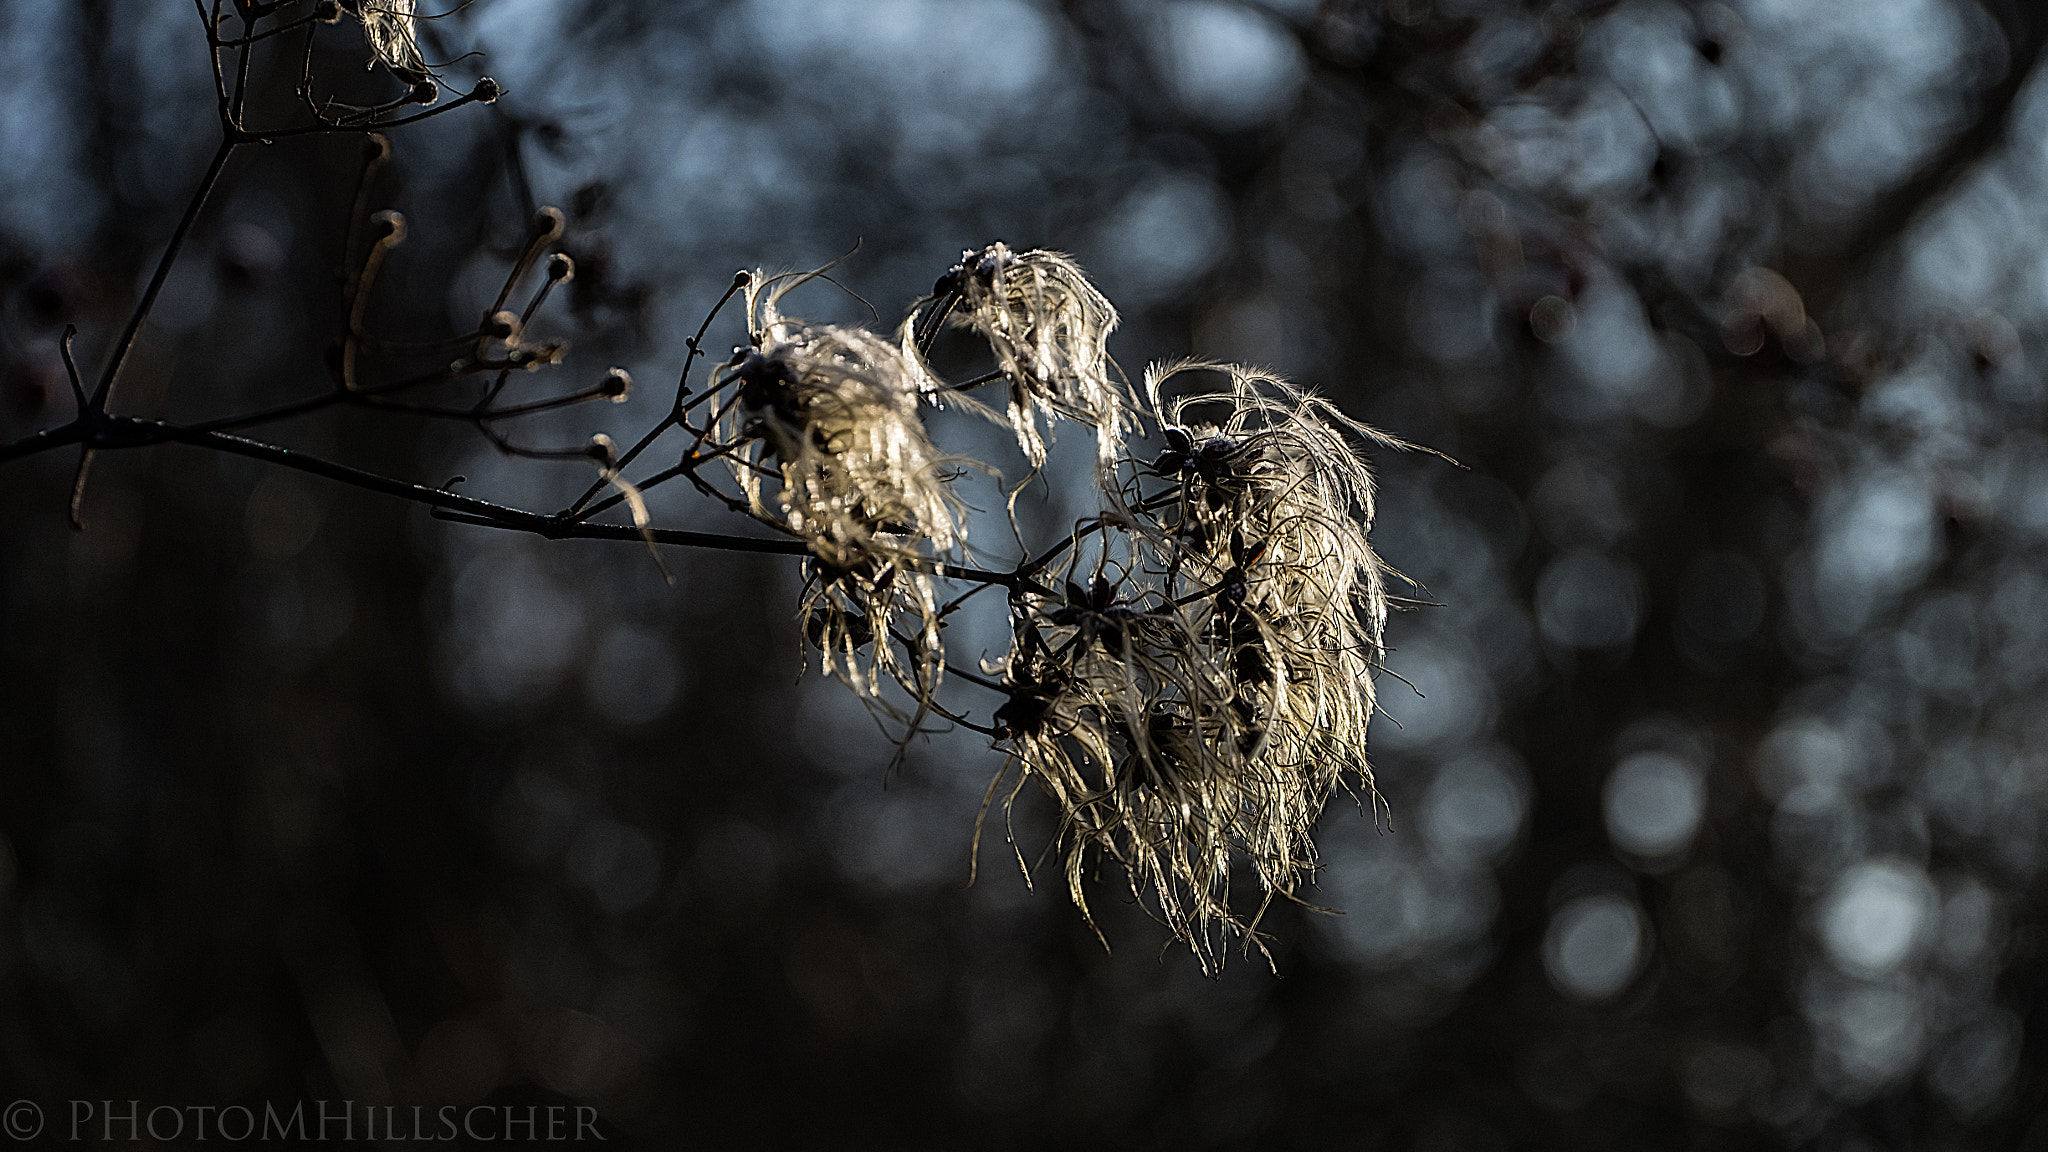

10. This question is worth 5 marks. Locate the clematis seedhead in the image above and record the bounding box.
[920,242,1131,469]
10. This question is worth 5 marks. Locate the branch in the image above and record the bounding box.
[562,270,751,517]
[89,139,238,412]
[1784,1,2048,313]
[430,510,815,557]
[246,78,503,141]
[0,424,86,465]
[2,412,1044,593]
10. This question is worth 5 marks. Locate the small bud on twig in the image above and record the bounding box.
[472,77,503,103]
[600,367,632,403]
[409,78,439,106]
[484,311,522,342]
[314,0,342,22]
[546,253,576,283]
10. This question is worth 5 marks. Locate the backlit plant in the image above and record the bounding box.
[0,0,1436,970]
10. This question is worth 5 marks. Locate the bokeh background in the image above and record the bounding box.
[2,0,2045,1147]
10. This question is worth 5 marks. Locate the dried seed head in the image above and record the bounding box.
[358,0,425,73]
[725,272,964,567]
[979,361,1416,968]
[718,270,970,704]
[1144,359,1401,635]
[927,242,1129,468]
[798,555,946,708]
[992,593,1333,968]
[599,366,632,402]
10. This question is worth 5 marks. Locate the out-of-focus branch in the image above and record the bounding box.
[1787,0,2048,315]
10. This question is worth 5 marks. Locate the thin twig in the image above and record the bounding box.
[89,139,237,412]
[248,79,501,141]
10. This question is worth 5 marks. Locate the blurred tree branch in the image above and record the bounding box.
[1787,0,2048,316]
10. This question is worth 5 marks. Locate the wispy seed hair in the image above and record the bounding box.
[358,0,426,73]
[934,243,1130,469]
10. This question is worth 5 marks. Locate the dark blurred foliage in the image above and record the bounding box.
[2,0,2047,1147]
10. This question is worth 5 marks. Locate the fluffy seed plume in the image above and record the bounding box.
[723,273,963,568]
[719,272,965,700]
[980,361,1412,967]
[1142,360,1404,637]
[923,242,1128,468]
